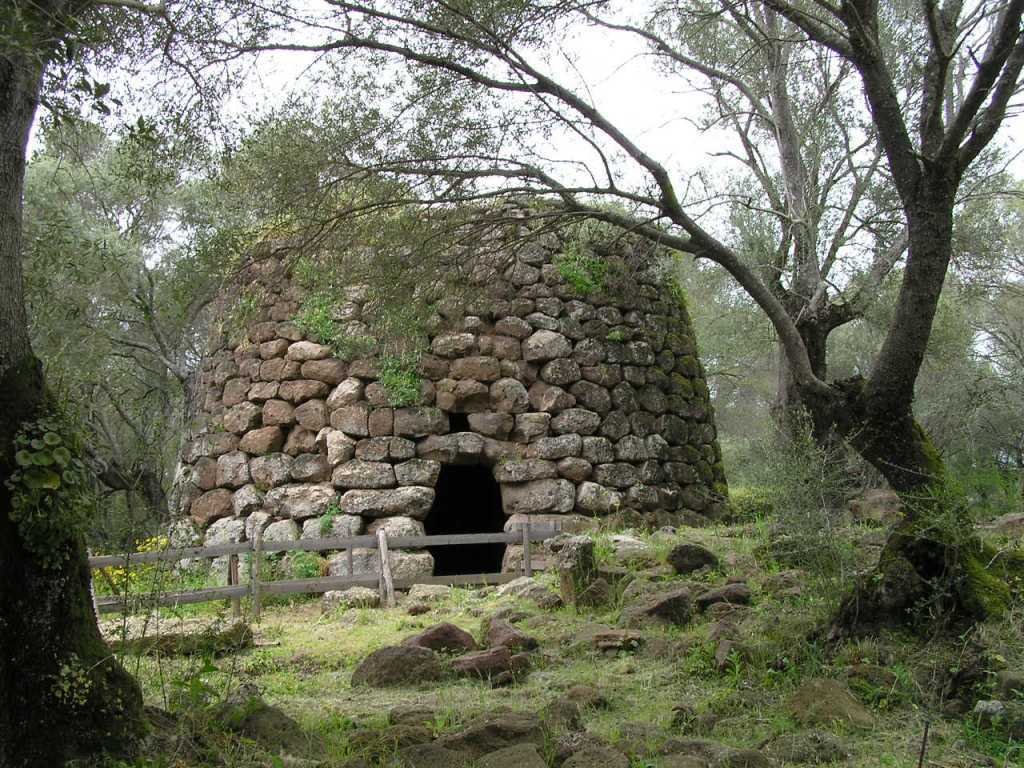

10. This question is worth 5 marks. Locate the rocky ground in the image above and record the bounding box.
[100,518,1024,768]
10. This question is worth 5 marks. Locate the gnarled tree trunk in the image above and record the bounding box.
[823,185,1024,636]
[0,8,144,764]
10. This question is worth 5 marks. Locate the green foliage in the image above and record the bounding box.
[293,292,378,360]
[556,249,608,295]
[225,285,265,344]
[319,502,340,536]
[606,329,627,343]
[728,486,776,522]
[6,409,96,568]
[287,551,323,580]
[377,355,422,407]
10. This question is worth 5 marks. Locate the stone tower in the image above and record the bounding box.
[171,217,728,579]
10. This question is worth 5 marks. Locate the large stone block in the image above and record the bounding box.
[332,460,397,489]
[394,459,442,486]
[223,402,262,434]
[190,488,234,526]
[338,487,435,519]
[278,379,330,403]
[550,408,602,435]
[522,330,572,362]
[494,459,558,483]
[490,378,530,413]
[417,433,486,464]
[264,483,337,519]
[216,450,251,488]
[575,481,622,515]
[238,426,285,455]
[328,548,435,582]
[501,479,575,515]
[327,378,364,409]
[393,406,448,437]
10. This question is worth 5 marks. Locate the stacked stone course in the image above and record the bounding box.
[171,228,728,579]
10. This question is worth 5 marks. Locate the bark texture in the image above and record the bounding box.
[0,4,145,764]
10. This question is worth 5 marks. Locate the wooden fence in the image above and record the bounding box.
[89,523,559,619]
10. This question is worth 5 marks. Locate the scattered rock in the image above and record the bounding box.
[787,679,873,728]
[667,543,719,574]
[997,670,1024,700]
[438,711,543,758]
[407,584,453,603]
[593,629,645,652]
[576,577,612,608]
[621,586,694,627]
[322,587,380,611]
[609,534,651,561]
[478,743,548,768]
[485,618,539,651]
[212,693,312,757]
[562,744,630,768]
[403,623,478,653]
[451,647,520,679]
[495,576,563,609]
[398,742,470,768]
[351,645,445,687]
[762,730,849,764]
[388,704,439,727]
[695,583,752,611]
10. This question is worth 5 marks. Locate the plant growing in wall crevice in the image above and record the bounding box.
[378,355,422,407]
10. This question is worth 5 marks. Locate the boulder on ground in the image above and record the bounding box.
[495,576,562,609]
[695,582,752,610]
[485,617,539,651]
[451,647,523,679]
[322,586,380,611]
[438,710,543,758]
[667,542,719,574]
[621,586,694,627]
[351,645,445,687]
[787,678,873,728]
[562,745,630,768]
[478,743,548,768]
[403,623,478,653]
[762,730,849,764]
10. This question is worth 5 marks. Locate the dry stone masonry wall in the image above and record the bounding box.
[171,222,728,580]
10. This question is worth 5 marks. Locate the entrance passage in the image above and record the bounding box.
[424,465,506,576]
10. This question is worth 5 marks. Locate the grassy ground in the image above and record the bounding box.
[94,519,1024,768]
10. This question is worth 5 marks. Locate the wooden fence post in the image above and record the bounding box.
[252,527,263,622]
[377,529,395,608]
[229,553,241,618]
[522,520,532,577]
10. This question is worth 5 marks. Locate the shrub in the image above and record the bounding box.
[378,355,422,407]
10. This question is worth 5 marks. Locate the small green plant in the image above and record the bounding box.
[288,551,324,580]
[294,291,337,345]
[606,328,627,343]
[319,502,340,536]
[556,250,608,295]
[225,285,264,343]
[378,354,422,407]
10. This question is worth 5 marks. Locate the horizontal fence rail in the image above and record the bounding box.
[89,524,560,618]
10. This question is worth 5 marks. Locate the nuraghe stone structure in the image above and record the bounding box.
[170,222,728,580]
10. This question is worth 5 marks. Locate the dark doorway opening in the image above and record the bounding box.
[448,412,470,431]
[424,465,506,575]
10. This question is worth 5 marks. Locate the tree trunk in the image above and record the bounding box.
[0,17,144,766]
[824,189,1024,637]
[773,315,833,444]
